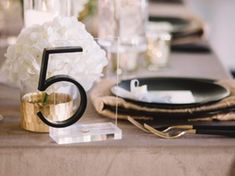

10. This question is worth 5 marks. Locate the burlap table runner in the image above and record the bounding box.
[90,79,235,121]
[170,15,206,45]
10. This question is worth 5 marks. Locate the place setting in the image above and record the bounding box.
[91,75,235,138]
[148,0,211,54]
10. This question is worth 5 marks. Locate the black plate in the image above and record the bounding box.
[112,77,230,108]
[149,16,189,29]
[148,16,203,39]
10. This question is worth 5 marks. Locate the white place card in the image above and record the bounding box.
[149,90,195,104]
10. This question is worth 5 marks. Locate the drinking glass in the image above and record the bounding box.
[98,0,148,72]
[23,0,72,27]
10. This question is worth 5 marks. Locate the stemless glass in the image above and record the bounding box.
[98,0,148,72]
[23,0,72,27]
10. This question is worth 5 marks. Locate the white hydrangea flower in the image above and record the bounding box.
[0,16,108,91]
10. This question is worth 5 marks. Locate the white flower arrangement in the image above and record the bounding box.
[0,17,108,91]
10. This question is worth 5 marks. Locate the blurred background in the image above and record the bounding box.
[0,0,234,75]
[185,0,235,75]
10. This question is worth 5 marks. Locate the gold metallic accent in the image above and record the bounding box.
[20,92,73,133]
[144,123,196,139]
[163,125,193,133]
[127,116,197,139]
[127,116,149,133]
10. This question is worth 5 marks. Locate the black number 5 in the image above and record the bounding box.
[37,47,87,128]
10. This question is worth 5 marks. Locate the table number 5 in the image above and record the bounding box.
[37,47,87,128]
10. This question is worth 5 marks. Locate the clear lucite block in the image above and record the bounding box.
[49,122,122,144]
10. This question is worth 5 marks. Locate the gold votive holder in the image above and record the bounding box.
[20,92,73,133]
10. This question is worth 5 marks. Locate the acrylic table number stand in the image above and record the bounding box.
[42,40,122,144]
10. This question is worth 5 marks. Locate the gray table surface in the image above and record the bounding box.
[0,46,235,176]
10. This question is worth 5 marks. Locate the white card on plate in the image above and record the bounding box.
[149,90,195,104]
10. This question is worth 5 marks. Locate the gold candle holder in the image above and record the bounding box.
[20,92,73,133]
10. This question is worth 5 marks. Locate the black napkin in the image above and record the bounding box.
[171,43,211,53]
